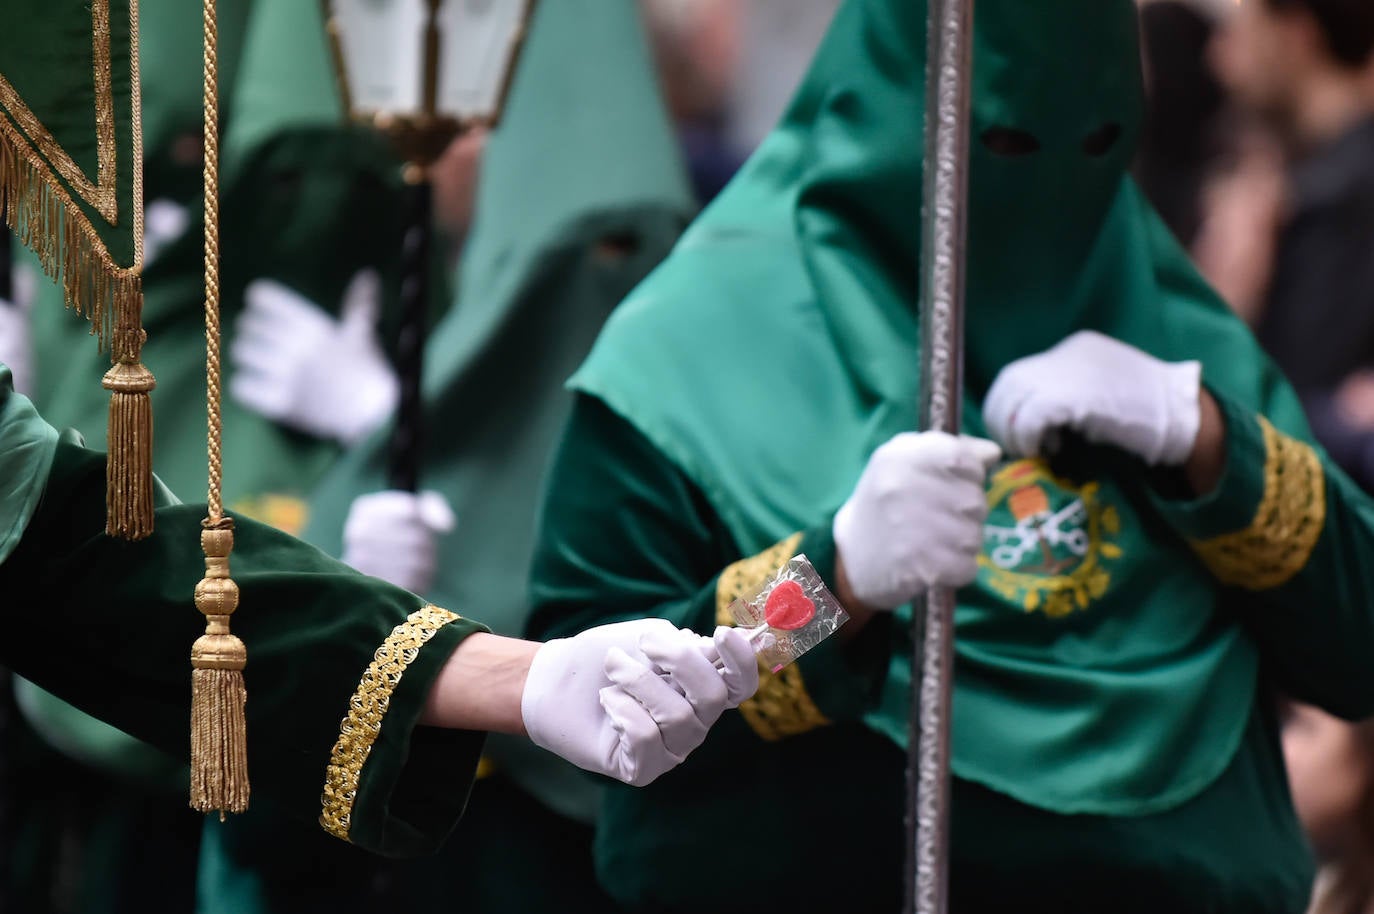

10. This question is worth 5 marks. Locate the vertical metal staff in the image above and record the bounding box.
[905,0,974,912]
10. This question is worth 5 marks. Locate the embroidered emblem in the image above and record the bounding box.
[979,459,1122,617]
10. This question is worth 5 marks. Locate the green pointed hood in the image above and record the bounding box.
[570,0,1312,815]
[303,0,693,821]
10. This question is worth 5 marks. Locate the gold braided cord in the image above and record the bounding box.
[129,0,142,267]
[715,533,832,741]
[201,0,223,518]
[1190,417,1326,590]
[188,0,247,816]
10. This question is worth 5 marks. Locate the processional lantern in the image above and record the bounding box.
[321,0,535,491]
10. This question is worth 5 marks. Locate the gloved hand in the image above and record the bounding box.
[983,330,1201,466]
[834,432,1001,610]
[342,490,456,594]
[229,270,399,444]
[522,620,758,787]
[143,198,191,268]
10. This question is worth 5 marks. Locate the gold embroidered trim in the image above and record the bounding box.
[0,0,119,222]
[1190,416,1325,590]
[716,533,832,741]
[319,605,461,842]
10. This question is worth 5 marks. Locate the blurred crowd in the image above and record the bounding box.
[1138,2,1374,912]
[5,0,1374,912]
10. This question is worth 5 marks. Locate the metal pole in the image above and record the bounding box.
[905,0,974,912]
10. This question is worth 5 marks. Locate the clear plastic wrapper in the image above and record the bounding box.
[728,554,849,673]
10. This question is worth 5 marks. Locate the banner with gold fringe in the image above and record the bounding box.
[0,0,154,539]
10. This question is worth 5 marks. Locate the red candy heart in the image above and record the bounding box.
[764,580,816,631]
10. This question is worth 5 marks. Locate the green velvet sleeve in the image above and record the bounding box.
[1150,390,1374,719]
[0,440,488,858]
[527,394,888,738]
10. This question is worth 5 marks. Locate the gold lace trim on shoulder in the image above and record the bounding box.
[716,533,831,741]
[1190,416,1325,590]
[319,605,460,842]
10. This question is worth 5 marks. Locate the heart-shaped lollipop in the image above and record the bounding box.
[764,579,816,631]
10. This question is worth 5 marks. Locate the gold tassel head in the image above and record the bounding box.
[102,354,155,540]
[190,520,249,815]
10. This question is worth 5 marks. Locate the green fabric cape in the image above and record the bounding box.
[571,0,1314,814]
[303,0,694,822]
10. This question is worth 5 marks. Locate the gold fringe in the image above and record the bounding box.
[190,668,249,816]
[190,521,250,815]
[0,112,155,540]
[0,115,140,347]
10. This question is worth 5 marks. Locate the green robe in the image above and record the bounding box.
[527,0,1374,910]
[197,1,694,911]
[0,363,487,857]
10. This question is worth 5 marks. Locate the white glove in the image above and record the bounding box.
[143,198,191,268]
[983,330,1201,466]
[0,264,35,394]
[834,432,1001,610]
[341,490,456,593]
[522,620,758,787]
[229,270,399,444]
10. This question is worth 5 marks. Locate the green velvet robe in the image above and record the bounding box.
[0,364,487,859]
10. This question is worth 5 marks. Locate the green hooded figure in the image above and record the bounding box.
[528,0,1374,911]
[28,0,412,532]
[194,1,694,912]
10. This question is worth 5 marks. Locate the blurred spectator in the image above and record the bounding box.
[1209,0,1374,490]
[642,0,742,203]
[1135,0,1229,248]
[641,0,840,204]
[431,127,489,263]
[1283,702,1374,914]
[725,0,840,155]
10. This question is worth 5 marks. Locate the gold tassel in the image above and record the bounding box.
[1,121,156,541]
[190,520,250,816]
[102,331,155,539]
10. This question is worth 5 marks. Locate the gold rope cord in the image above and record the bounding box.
[189,0,249,816]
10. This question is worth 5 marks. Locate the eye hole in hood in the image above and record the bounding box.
[1082,122,1123,157]
[981,126,1041,157]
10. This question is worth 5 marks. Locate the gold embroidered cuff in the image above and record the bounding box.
[1190,417,1325,590]
[716,533,831,741]
[319,605,461,842]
